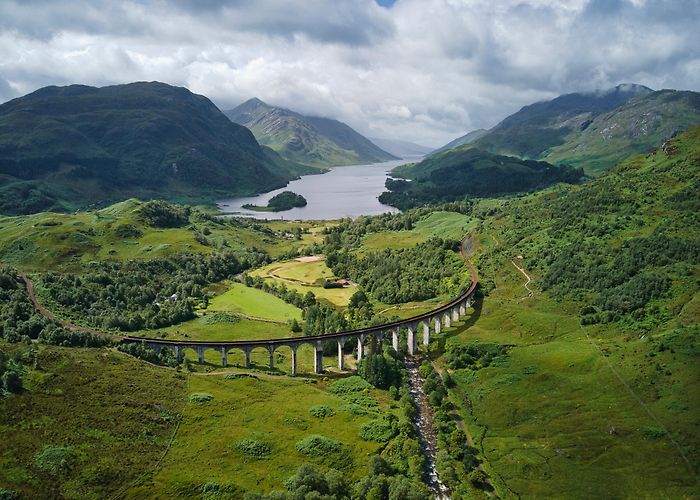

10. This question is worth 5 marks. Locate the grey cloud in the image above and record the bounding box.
[0,0,698,146]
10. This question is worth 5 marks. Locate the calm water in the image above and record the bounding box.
[217,158,419,220]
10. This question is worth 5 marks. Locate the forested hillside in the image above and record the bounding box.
[0,83,313,215]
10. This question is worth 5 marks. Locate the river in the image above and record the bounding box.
[405,358,451,499]
[216,158,420,220]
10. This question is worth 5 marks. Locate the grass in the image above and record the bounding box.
[419,241,699,498]
[208,282,302,322]
[251,259,355,307]
[361,211,476,251]
[0,344,187,499]
[0,199,328,271]
[131,374,389,496]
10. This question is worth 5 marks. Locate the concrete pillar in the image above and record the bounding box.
[357,337,364,363]
[460,302,466,316]
[244,348,251,369]
[434,317,441,334]
[175,346,183,363]
[337,339,346,370]
[423,321,430,345]
[407,323,416,355]
[314,343,324,374]
[291,346,298,376]
[452,306,460,322]
[197,347,205,364]
[392,329,399,352]
[268,346,275,370]
[377,331,384,345]
[444,312,452,328]
[221,347,228,367]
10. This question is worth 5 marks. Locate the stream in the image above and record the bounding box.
[405,358,451,499]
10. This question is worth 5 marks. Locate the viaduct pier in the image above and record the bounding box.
[122,238,478,375]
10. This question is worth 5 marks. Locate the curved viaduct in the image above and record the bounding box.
[122,237,478,375]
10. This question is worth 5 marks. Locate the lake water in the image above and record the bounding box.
[217,158,420,220]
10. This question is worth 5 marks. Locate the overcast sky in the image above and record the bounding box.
[1,0,699,147]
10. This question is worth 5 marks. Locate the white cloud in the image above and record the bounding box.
[0,0,698,147]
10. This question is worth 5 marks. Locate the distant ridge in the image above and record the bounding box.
[0,82,312,215]
[431,84,700,173]
[369,137,433,158]
[431,129,488,155]
[226,98,397,167]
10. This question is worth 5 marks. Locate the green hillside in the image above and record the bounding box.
[379,148,583,209]
[543,89,700,172]
[436,85,700,175]
[0,83,314,215]
[226,98,397,167]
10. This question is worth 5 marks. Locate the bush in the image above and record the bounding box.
[295,435,342,457]
[359,420,396,442]
[328,376,373,396]
[189,392,214,403]
[232,439,272,459]
[0,488,19,500]
[309,405,335,418]
[201,312,240,325]
[34,446,77,475]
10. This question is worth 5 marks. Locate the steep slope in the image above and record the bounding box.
[226,98,397,167]
[440,126,700,497]
[457,84,700,174]
[0,82,313,214]
[470,84,653,160]
[543,89,700,172]
[379,148,583,209]
[432,128,488,155]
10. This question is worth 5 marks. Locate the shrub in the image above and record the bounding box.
[359,420,396,442]
[295,435,342,457]
[0,488,19,500]
[201,312,240,325]
[328,376,372,396]
[640,426,665,439]
[309,405,335,418]
[232,439,272,459]
[189,392,214,403]
[34,446,77,475]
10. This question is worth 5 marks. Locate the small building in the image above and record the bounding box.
[167,293,178,302]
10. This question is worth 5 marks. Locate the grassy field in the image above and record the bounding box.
[208,282,302,322]
[408,214,699,498]
[129,374,390,497]
[0,344,187,500]
[362,211,476,251]
[0,199,326,271]
[251,259,356,307]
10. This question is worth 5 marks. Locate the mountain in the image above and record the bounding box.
[445,84,700,174]
[369,137,432,158]
[542,89,700,172]
[379,148,584,209]
[226,98,397,167]
[431,128,488,155]
[0,82,313,215]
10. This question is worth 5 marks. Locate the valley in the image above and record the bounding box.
[0,76,698,499]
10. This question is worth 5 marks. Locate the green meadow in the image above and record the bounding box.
[131,374,390,497]
[208,282,302,322]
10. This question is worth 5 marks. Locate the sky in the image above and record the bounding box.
[1,0,699,147]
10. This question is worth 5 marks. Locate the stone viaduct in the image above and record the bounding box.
[121,238,478,375]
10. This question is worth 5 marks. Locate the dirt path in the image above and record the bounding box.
[16,270,120,340]
[510,259,533,299]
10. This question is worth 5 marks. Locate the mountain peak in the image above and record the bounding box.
[225,100,397,167]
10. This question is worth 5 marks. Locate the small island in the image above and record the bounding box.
[243,191,308,212]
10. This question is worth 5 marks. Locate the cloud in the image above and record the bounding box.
[0,0,698,147]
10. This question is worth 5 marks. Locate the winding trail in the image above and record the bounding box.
[510,259,533,299]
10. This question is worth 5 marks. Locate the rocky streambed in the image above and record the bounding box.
[405,358,451,499]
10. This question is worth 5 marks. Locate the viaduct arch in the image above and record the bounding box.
[122,236,478,375]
